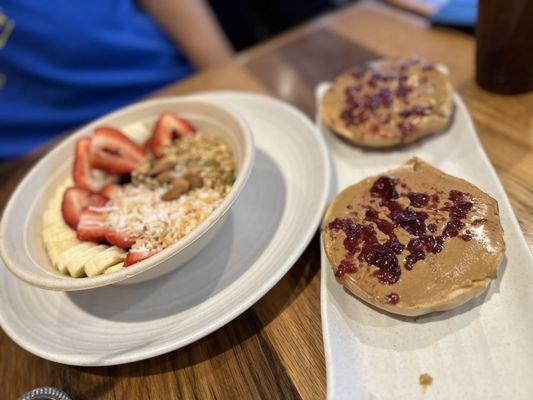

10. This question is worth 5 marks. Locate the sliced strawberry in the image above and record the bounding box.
[146,112,196,157]
[76,209,107,243]
[100,183,120,198]
[124,248,157,266]
[73,138,119,191]
[105,229,138,249]
[62,187,88,229]
[61,187,108,229]
[90,127,146,174]
[73,138,99,191]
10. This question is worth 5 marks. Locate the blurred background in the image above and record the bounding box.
[209,0,475,50]
[0,0,477,160]
[207,0,351,51]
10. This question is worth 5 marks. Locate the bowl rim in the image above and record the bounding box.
[0,97,255,291]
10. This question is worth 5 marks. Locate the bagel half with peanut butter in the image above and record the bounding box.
[320,55,453,147]
[322,158,505,316]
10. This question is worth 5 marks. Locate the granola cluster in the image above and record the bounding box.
[132,132,235,197]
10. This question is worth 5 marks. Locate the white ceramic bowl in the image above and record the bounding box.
[0,98,254,291]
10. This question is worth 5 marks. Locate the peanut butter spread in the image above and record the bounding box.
[320,56,453,147]
[322,158,505,312]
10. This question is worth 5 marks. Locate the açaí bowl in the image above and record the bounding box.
[0,97,255,291]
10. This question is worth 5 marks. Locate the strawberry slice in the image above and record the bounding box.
[73,138,99,191]
[146,112,196,157]
[73,138,119,191]
[105,229,138,249]
[90,127,146,174]
[76,209,107,243]
[124,248,157,266]
[62,187,108,229]
[100,183,120,198]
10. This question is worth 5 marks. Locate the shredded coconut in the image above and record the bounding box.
[105,184,223,253]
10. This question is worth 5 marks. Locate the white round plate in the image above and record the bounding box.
[0,91,331,366]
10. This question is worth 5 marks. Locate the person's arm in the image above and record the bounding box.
[139,0,234,70]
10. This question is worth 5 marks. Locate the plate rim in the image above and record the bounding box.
[0,90,332,366]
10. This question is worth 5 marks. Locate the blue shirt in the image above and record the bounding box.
[0,1,194,159]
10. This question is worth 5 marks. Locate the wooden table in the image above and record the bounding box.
[1,2,532,399]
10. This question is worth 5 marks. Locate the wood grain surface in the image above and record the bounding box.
[1,2,532,399]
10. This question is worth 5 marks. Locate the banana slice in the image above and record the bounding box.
[55,243,96,274]
[46,237,80,260]
[43,229,77,245]
[47,184,68,210]
[41,203,69,231]
[42,209,60,228]
[104,262,125,274]
[43,212,80,271]
[43,233,78,248]
[48,196,62,210]
[43,222,76,239]
[43,233,79,262]
[84,247,126,277]
[67,245,108,278]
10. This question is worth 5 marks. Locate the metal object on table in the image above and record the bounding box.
[18,387,71,400]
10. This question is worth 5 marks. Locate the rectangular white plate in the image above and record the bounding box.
[316,82,533,400]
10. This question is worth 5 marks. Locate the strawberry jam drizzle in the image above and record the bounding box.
[407,192,429,207]
[473,218,487,226]
[340,67,414,129]
[340,58,442,139]
[385,293,400,304]
[341,84,395,127]
[336,259,357,277]
[328,176,474,285]
[328,218,402,285]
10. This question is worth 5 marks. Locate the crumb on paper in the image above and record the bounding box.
[419,373,433,388]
